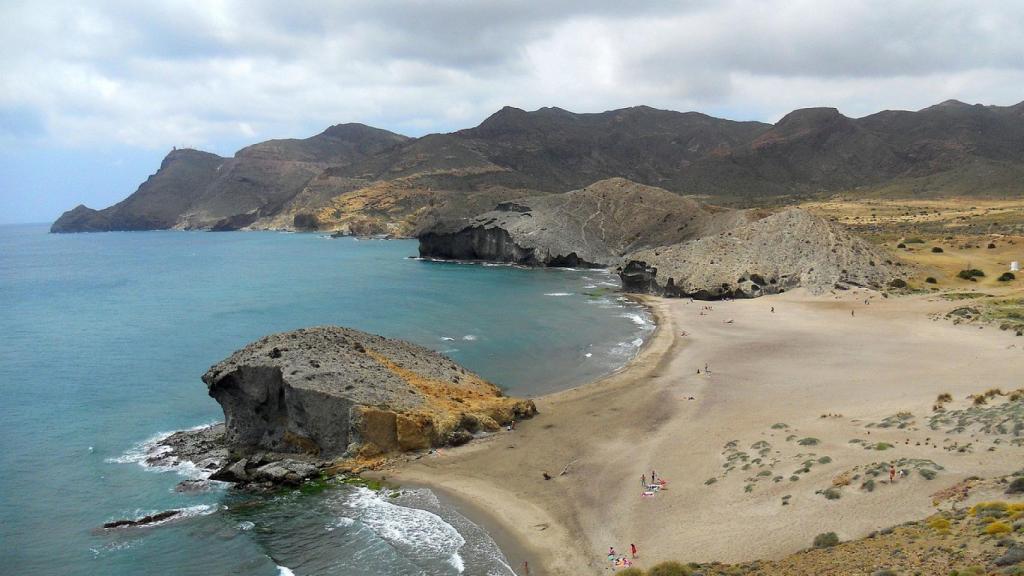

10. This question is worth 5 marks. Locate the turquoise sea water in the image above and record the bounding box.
[0,224,653,575]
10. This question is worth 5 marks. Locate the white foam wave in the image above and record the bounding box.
[106,422,221,480]
[449,552,466,573]
[237,521,255,531]
[277,566,295,576]
[440,336,455,341]
[345,488,466,564]
[327,516,356,531]
[620,312,649,326]
[544,292,573,296]
[462,335,477,341]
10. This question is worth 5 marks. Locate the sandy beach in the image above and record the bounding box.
[383,289,1024,574]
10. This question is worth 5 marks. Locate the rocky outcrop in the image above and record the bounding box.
[418,178,753,267]
[202,326,535,460]
[621,209,907,299]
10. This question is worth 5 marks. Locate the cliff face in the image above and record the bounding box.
[202,326,535,459]
[417,177,754,267]
[620,209,908,299]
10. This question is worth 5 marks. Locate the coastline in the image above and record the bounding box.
[382,288,1024,574]
[379,293,677,574]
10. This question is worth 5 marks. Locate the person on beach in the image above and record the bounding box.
[889,465,896,482]
[522,560,529,575]
[631,543,638,558]
[651,469,657,484]
[851,309,855,317]
[641,474,647,488]
[771,306,774,313]
[609,546,616,557]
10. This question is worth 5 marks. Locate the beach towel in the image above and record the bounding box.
[641,491,655,497]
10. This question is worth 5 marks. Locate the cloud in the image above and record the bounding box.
[1,0,1022,155]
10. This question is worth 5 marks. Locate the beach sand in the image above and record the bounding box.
[383,289,1024,574]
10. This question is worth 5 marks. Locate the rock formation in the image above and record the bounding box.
[202,326,535,460]
[418,178,754,267]
[621,209,907,298]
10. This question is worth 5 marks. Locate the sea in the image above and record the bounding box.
[0,224,654,576]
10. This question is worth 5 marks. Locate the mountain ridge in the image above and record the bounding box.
[52,100,1024,234]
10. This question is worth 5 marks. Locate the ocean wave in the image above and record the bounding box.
[277,566,295,576]
[462,335,477,341]
[440,336,455,341]
[543,292,573,296]
[345,488,466,567]
[620,312,648,326]
[105,422,221,480]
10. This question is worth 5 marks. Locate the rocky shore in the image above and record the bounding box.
[151,326,536,492]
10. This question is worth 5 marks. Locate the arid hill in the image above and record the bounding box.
[418,178,754,267]
[52,100,1024,233]
[621,208,908,298]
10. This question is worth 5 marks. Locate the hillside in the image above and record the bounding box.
[621,209,908,298]
[52,100,1024,233]
[418,178,754,267]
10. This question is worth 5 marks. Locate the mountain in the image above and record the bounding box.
[51,124,408,232]
[52,100,1024,233]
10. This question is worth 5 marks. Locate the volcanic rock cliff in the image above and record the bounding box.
[202,326,535,460]
[417,177,754,267]
[621,209,908,299]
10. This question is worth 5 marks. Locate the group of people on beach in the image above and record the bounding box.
[607,544,638,569]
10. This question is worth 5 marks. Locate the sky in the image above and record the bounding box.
[2,1,1023,224]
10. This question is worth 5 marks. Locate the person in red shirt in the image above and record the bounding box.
[630,543,638,558]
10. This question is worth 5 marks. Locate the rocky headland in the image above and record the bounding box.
[417,177,753,267]
[620,208,909,298]
[161,326,535,490]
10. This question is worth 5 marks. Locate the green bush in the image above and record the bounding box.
[813,532,840,548]
[999,272,1016,282]
[798,437,820,446]
[648,561,693,576]
[957,269,985,281]
[818,456,833,464]
[862,478,876,492]
[931,246,944,253]
[926,276,938,284]
[618,569,645,576]
[823,488,842,500]
[920,468,937,480]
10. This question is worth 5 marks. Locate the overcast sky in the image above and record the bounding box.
[2,0,1023,224]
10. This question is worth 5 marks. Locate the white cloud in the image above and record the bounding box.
[0,0,1022,153]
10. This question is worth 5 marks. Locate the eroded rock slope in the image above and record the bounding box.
[202,326,535,459]
[621,208,908,298]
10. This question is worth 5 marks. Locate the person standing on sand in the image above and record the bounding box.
[889,465,896,482]
[651,469,657,484]
[631,543,638,558]
[851,309,855,317]
[771,306,774,313]
[522,560,529,575]
[641,474,647,488]
[609,546,616,557]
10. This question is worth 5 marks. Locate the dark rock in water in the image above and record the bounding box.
[149,423,229,472]
[210,212,258,231]
[202,326,535,460]
[103,509,181,529]
[175,479,213,493]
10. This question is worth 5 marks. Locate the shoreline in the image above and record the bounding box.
[380,293,677,574]
[383,288,1024,574]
